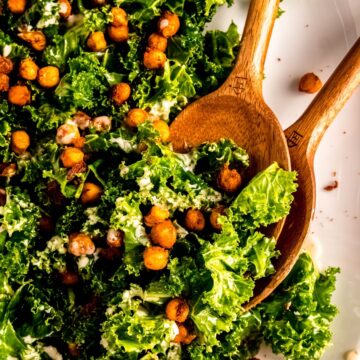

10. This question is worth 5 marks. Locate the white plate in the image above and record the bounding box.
[210,1,360,359]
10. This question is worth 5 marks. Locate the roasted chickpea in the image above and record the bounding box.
[165,298,189,323]
[299,72,322,93]
[73,136,85,149]
[143,49,167,70]
[106,229,124,248]
[8,85,31,106]
[59,0,71,19]
[92,116,112,132]
[19,58,39,80]
[39,215,55,234]
[72,111,91,130]
[217,164,242,193]
[81,182,102,205]
[209,205,226,231]
[150,219,177,249]
[144,205,170,227]
[0,188,7,206]
[60,147,84,168]
[153,120,170,142]
[110,7,128,27]
[87,31,107,52]
[38,66,60,88]
[184,209,205,232]
[143,246,169,270]
[7,0,27,14]
[125,108,148,128]
[173,324,188,343]
[0,56,14,74]
[68,233,95,256]
[11,130,30,154]
[183,333,197,345]
[56,123,80,145]
[111,82,131,105]
[147,33,167,52]
[59,270,79,286]
[108,25,129,43]
[158,11,180,38]
[0,163,17,177]
[18,31,47,51]
[0,74,9,92]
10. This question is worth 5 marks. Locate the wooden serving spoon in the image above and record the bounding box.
[246,37,360,310]
[170,0,289,240]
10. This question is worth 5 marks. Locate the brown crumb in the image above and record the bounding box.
[277,57,281,62]
[332,171,337,177]
[343,131,347,134]
[299,72,323,93]
[324,180,338,191]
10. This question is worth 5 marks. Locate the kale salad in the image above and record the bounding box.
[0,0,339,359]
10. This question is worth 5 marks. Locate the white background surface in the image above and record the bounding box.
[209,0,360,359]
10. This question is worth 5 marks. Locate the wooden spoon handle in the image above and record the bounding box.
[220,0,280,98]
[285,37,360,163]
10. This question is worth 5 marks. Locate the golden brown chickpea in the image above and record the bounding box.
[173,324,188,343]
[19,58,39,81]
[153,120,170,142]
[108,25,129,43]
[59,0,71,19]
[68,233,95,256]
[0,74,9,92]
[143,49,167,70]
[72,111,91,130]
[125,108,148,128]
[11,130,30,155]
[110,7,128,27]
[111,82,131,105]
[81,182,102,205]
[144,205,170,227]
[150,219,177,249]
[18,31,47,51]
[182,333,197,345]
[184,208,205,232]
[73,136,85,149]
[38,66,60,88]
[143,246,169,270]
[0,163,17,177]
[87,31,107,52]
[107,229,124,248]
[0,56,14,74]
[217,164,242,193]
[60,147,84,168]
[59,270,79,286]
[209,205,226,231]
[56,123,80,145]
[299,72,323,94]
[8,85,31,106]
[148,33,167,52]
[7,0,27,14]
[165,298,189,323]
[158,11,180,38]
[39,215,55,234]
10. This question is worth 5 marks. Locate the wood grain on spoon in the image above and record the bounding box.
[170,0,290,240]
[246,37,360,310]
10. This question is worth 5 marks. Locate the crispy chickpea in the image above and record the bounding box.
[107,229,124,248]
[183,333,197,345]
[73,111,91,130]
[18,31,47,51]
[59,0,71,19]
[38,66,60,88]
[8,85,31,106]
[11,130,30,155]
[7,0,27,14]
[111,82,131,105]
[0,56,14,74]
[108,25,129,43]
[209,205,226,231]
[60,147,84,168]
[143,246,169,270]
[111,7,128,27]
[56,123,80,145]
[19,58,39,81]
[68,233,95,256]
[143,49,167,70]
[148,33,167,52]
[165,298,189,323]
[87,31,107,52]
[81,182,102,205]
[125,108,148,128]
[153,120,170,142]
[173,324,188,343]
[39,215,55,234]
[0,163,17,177]
[0,188,7,206]
[59,270,79,286]
[150,219,177,249]
[0,74,9,92]
[144,205,170,227]
[158,11,180,38]
[184,208,205,232]
[217,164,242,193]
[73,136,85,149]
[299,72,322,94]
[92,116,112,132]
